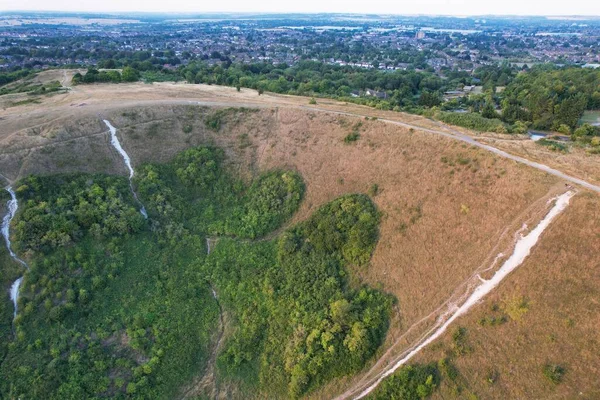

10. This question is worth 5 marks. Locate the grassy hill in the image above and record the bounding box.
[1,90,598,399]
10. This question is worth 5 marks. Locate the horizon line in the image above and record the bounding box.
[1,10,600,18]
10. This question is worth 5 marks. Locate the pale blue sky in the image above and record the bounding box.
[1,0,599,16]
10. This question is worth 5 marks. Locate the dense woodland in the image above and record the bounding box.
[500,67,600,131]
[0,144,401,399]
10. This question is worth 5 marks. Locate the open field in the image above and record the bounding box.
[1,74,599,398]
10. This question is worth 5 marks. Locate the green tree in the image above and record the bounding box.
[121,66,140,82]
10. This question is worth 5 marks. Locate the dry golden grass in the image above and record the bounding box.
[415,193,600,399]
[479,137,600,186]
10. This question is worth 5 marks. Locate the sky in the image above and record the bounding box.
[1,0,599,16]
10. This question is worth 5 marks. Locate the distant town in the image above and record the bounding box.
[2,12,600,137]
[1,12,599,72]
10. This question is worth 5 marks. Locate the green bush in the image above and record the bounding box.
[542,364,565,384]
[367,364,440,400]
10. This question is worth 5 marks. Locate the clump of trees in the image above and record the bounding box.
[72,67,140,85]
[207,194,391,398]
[2,173,218,399]
[217,170,304,239]
[135,145,304,241]
[501,66,600,132]
[13,174,145,253]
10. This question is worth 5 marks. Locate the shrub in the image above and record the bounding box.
[367,364,440,400]
[542,364,565,384]
[368,184,379,197]
[537,139,568,153]
[504,295,529,321]
[451,326,472,356]
[344,132,360,143]
[205,112,223,131]
[344,122,362,143]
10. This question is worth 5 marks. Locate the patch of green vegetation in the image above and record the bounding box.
[140,70,182,83]
[7,98,42,107]
[204,107,256,132]
[478,303,508,327]
[451,326,472,356]
[437,111,507,133]
[1,175,218,399]
[542,364,565,384]
[135,147,304,240]
[208,195,390,397]
[12,175,144,253]
[182,124,193,134]
[1,78,64,98]
[478,315,507,327]
[367,363,439,400]
[0,245,23,364]
[502,67,600,131]
[204,110,224,131]
[537,138,569,153]
[28,80,63,95]
[214,170,304,239]
[344,132,360,143]
[503,295,529,322]
[344,122,363,144]
[456,156,471,166]
[368,184,379,197]
[72,67,140,85]
[1,144,391,399]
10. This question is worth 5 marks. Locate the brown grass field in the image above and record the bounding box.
[1,72,599,399]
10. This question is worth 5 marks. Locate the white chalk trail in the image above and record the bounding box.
[2,187,27,267]
[355,190,575,399]
[10,277,23,318]
[2,186,29,320]
[103,120,148,218]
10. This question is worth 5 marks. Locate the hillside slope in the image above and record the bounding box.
[1,81,598,399]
